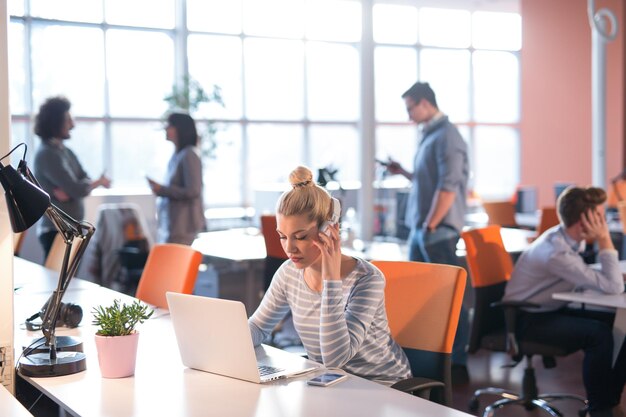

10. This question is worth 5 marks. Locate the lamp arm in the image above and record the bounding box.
[38,206,95,355]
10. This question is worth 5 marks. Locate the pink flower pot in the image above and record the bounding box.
[94,332,139,378]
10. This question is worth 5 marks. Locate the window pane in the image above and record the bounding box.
[244,38,304,120]
[307,42,359,121]
[107,30,174,117]
[187,0,242,34]
[10,121,29,158]
[66,121,106,180]
[375,125,417,180]
[374,46,417,122]
[247,124,304,200]
[243,0,304,38]
[309,125,359,181]
[473,50,519,123]
[373,4,417,45]
[110,121,172,188]
[306,0,361,42]
[419,8,470,48]
[420,48,470,122]
[105,0,174,29]
[9,22,26,115]
[473,12,521,51]
[31,24,105,117]
[201,123,243,206]
[188,35,242,119]
[473,126,519,200]
[8,0,24,16]
[30,0,103,22]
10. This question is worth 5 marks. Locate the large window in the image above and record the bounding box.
[373,3,521,199]
[8,0,521,211]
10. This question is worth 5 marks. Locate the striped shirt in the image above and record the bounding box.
[248,257,411,385]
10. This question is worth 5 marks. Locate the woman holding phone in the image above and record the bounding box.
[248,165,411,385]
[147,112,205,245]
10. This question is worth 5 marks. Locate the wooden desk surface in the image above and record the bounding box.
[14,260,474,417]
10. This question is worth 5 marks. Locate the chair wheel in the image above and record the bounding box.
[468,397,479,412]
[578,408,588,417]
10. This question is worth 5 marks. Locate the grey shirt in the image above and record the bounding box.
[503,225,624,312]
[155,146,205,244]
[33,140,92,235]
[404,115,468,233]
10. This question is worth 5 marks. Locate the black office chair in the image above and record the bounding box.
[462,227,588,417]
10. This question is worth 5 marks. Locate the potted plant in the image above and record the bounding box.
[92,299,153,378]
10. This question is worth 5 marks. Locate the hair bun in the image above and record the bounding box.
[289,166,314,189]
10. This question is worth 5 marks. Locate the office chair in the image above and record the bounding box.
[372,260,466,406]
[260,215,288,292]
[44,233,81,272]
[260,215,301,349]
[135,243,202,309]
[608,178,626,209]
[482,201,518,228]
[536,207,559,235]
[13,231,26,256]
[461,226,587,417]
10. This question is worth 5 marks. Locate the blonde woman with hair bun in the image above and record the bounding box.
[248,166,411,385]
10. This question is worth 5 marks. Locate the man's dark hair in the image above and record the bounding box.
[166,112,198,151]
[401,82,438,108]
[34,96,71,141]
[557,186,607,227]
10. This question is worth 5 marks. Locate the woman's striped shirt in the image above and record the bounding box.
[248,257,411,385]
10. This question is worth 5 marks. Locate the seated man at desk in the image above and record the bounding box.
[504,186,626,417]
[248,166,411,386]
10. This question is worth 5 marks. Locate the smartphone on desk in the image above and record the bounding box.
[307,372,348,387]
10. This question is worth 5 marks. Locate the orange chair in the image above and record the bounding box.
[13,231,26,256]
[608,179,626,209]
[135,243,202,309]
[44,233,82,272]
[536,207,559,236]
[461,226,587,416]
[482,201,518,228]
[372,260,466,405]
[260,215,288,291]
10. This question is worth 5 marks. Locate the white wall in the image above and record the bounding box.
[0,0,15,393]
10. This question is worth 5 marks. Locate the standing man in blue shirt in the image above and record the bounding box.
[386,81,470,381]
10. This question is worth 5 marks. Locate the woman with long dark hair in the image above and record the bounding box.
[148,113,205,245]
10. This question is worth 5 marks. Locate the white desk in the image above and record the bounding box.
[14,257,100,294]
[0,385,32,417]
[552,290,626,365]
[14,260,474,417]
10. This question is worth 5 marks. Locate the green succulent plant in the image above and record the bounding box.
[92,299,153,336]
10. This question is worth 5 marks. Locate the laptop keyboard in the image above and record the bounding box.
[258,365,284,377]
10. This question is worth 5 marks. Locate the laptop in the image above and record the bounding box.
[166,292,320,383]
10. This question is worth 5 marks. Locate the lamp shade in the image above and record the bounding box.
[0,163,51,232]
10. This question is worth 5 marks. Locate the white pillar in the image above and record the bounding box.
[0,0,15,393]
[359,0,375,241]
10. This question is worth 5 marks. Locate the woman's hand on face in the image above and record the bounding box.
[313,223,342,281]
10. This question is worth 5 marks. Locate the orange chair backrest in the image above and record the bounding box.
[461,225,513,288]
[608,179,626,208]
[372,260,466,354]
[13,231,26,256]
[536,206,559,235]
[44,233,82,272]
[260,215,287,260]
[618,202,626,234]
[135,243,202,309]
[482,201,517,227]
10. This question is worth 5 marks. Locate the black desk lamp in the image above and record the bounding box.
[0,143,95,377]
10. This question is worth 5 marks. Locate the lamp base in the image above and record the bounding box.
[18,351,87,377]
[24,336,83,354]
